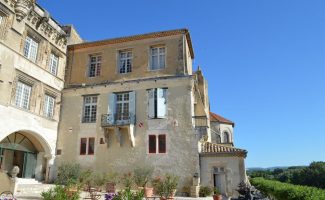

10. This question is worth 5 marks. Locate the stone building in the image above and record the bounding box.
[56,28,248,197]
[0,0,81,192]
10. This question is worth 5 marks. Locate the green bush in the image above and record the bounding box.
[41,185,79,200]
[251,177,325,200]
[56,163,81,186]
[134,167,154,187]
[152,174,179,198]
[199,186,212,197]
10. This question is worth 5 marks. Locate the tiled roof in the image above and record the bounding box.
[200,142,247,157]
[68,29,194,58]
[210,112,234,126]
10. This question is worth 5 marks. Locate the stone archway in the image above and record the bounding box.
[0,130,52,181]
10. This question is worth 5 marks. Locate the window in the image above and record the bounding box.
[148,88,167,119]
[149,135,156,153]
[150,46,165,70]
[80,138,87,155]
[88,55,101,77]
[82,96,97,123]
[148,134,166,154]
[88,138,95,155]
[49,53,59,75]
[15,81,32,109]
[216,134,221,143]
[43,94,55,118]
[116,93,129,121]
[80,138,95,155]
[119,51,132,74]
[223,132,229,143]
[23,36,39,62]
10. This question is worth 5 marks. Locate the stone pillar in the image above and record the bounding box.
[44,154,55,183]
[35,152,45,181]
[190,174,200,197]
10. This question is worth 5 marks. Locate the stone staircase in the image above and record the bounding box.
[15,179,55,200]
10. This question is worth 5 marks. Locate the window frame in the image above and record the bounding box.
[115,92,130,121]
[15,81,32,110]
[23,35,39,62]
[43,94,55,119]
[148,134,167,154]
[79,137,95,155]
[223,131,230,143]
[88,54,102,77]
[49,53,59,76]
[148,88,168,119]
[82,95,98,123]
[118,50,132,74]
[149,46,166,71]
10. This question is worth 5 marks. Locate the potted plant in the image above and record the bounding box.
[134,167,154,197]
[213,187,222,200]
[105,171,119,193]
[152,174,179,200]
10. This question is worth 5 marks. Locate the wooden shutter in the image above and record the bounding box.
[158,135,166,153]
[148,135,156,153]
[148,89,155,118]
[129,91,136,123]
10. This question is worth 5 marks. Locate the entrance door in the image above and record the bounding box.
[13,151,25,177]
[23,153,37,178]
[214,173,226,195]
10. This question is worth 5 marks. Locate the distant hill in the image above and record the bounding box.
[247,166,306,171]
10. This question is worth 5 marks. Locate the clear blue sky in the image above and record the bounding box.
[38,0,325,168]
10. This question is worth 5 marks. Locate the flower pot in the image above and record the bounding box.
[144,187,153,197]
[106,182,116,193]
[213,194,222,200]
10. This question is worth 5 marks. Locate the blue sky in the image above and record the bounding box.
[38,0,325,168]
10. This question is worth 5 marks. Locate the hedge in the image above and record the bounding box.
[251,177,325,200]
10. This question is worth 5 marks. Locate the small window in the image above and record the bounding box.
[148,135,156,153]
[80,138,95,155]
[148,88,167,119]
[80,138,87,155]
[82,96,97,123]
[149,134,167,154]
[216,134,221,143]
[43,94,55,118]
[88,138,95,155]
[88,55,101,77]
[49,53,59,75]
[223,132,229,143]
[119,51,132,74]
[150,46,165,70]
[56,149,62,155]
[158,135,166,153]
[23,36,39,62]
[15,81,32,109]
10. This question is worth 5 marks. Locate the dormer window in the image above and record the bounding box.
[88,54,101,77]
[23,36,39,62]
[223,132,230,143]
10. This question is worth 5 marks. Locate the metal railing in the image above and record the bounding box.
[101,113,135,127]
[193,116,208,128]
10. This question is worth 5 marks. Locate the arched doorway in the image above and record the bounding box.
[0,132,47,179]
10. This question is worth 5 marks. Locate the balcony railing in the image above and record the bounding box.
[101,113,135,127]
[193,116,208,128]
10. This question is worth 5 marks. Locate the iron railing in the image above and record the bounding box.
[101,113,135,127]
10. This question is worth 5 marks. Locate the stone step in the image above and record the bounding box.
[16,184,55,196]
[16,178,42,185]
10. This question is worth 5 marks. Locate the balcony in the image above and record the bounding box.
[101,113,135,147]
[101,113,135,127]
[193,116,208,128]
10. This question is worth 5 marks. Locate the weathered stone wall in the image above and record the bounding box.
[56,76,201,192]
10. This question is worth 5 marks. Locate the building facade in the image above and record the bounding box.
[56,29,248,197]
[0,0,81,187]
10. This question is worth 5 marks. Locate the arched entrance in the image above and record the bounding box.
[0,131,49,180]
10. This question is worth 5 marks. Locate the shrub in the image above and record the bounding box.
[56,163,81,186]
[251,177,325,200]
[133,167,154,187]
[152,174,179,198]
[41,185,79,200]
[199,186,212,197]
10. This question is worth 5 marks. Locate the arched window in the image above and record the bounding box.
[216,134,221,143]
[223,132,230,143]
